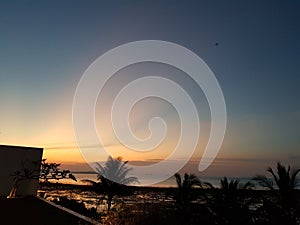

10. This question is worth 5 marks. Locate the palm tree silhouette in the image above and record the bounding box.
[219,177,253,191]
[253,162,300,225]
[204,177,253,225]
[95,156,138,211]
[174,173,201,206]
[253,162,300,209]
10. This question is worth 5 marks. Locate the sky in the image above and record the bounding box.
[0,0,299,178]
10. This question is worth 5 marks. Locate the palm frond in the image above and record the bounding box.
[95,156,138,185]
[220,177,229,190]
[175,173,182,188]
[267,167,278,185]
[253,175,274,190]
[242,181,254,190]
[68,173,77,182]
[291,168,300,188]
[203,182,215,189]
[123,176,139,185]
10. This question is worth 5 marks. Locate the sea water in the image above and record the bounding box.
[66,172,256,188]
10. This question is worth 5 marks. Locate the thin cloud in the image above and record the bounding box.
[44,143,119,151]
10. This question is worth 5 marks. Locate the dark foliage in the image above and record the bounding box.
[95,156,138,211]
[174,173,201,206]
[40,159,77,183]
[253,162,300,225]
[204,177,254,225]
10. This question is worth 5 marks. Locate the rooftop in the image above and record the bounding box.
[0,196,97,225]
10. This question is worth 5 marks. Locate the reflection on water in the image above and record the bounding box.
[39,175,297,213]
[38,185,175,212]
[38,189,102,210]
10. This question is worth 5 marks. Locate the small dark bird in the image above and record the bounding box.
[215,42,219,46]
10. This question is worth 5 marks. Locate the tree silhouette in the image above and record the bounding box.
[253,162,300,224]
[95,156,138,211]
[174,173,201,206]
[253,162,299,208]
[8,159,77,198]
[205,177,253,225]
[219,177,253,191]
[39,159,77,183]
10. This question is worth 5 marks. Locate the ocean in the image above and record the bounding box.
[69,172,255,188]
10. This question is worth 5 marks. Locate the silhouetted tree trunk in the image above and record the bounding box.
[107,193,113,211]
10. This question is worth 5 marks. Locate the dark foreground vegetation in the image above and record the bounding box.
[40,182,300,225]
[38,159,300,225]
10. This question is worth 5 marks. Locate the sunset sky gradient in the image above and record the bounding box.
[0,1,299,177]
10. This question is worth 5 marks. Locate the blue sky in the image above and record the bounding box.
[0,1,299,176]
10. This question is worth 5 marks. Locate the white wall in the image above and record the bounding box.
[0,145,43,197]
